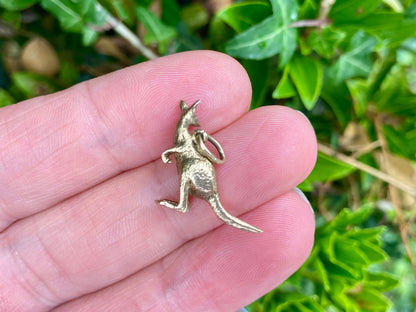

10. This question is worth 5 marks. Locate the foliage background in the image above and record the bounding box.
[1,0,416,311]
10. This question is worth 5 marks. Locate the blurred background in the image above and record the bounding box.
[0,0,415,311]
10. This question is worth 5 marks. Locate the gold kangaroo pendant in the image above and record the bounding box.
[156,100,262,233]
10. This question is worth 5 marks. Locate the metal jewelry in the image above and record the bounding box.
[156,100,262,233]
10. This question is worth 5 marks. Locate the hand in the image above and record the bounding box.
[0,51,317,311]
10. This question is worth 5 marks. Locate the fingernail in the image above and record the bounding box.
[293,187,314,216]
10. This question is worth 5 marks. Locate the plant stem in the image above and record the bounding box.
[317,143,416,197]
[290,19,330,28]
[97,3,158,60]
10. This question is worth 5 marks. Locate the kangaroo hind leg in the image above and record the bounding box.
[157,180,190,213]
[207,195,263,233]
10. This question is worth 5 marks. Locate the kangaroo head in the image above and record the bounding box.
[179,100,200,127]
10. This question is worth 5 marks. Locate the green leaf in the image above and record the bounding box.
[241,59,270,109]
[365,272,399,291]
[181,3,209,30]
[298,0,319,19]
[345,227,384,245]
[328,31,376,85]
[82,27,99,45]
[40,0,106,44]
[333,236,369,266]
[111,0,135,24]
[347,287,391,310]
[289,55,322,110]
[12,72,59,98]
[298,152,355,191]
[0,0,38,10]
[0,89,15,107]
[329,0,382,23]
[217,2,272,33]
[225,0,298,65]
[307,27,346,59]
[320,79,352,127]
[346,78,370,117]
[406,1,416,19]
[161,0,181,26]
[320,205,373,233]
[272,64,296,99]
[314,256,331,291]
[209,16,235,47]
[359,241,388,263]
[136,6,176,49]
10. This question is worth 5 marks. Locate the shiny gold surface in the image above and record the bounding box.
[156,100,262,233]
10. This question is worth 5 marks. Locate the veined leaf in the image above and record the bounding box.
[328,31,376,85]
[217,2,272,33]
[225,0,298,65]
[40,0,106,44]
[289,54,322,110]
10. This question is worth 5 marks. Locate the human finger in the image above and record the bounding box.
[0,51,251,231]
[54,190,315,312]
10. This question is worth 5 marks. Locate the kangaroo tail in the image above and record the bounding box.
[208,195,263,233]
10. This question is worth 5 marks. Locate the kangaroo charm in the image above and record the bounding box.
[156,100,262,233]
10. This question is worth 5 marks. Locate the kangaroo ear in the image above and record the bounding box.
[190,99,201,110]
[180,100,188,112]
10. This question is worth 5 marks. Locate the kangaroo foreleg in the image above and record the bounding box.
[208,195,262,233]
[161,147,178,164]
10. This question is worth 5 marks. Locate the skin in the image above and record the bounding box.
[0,51,317,312]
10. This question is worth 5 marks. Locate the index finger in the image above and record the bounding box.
[0,51,252,231]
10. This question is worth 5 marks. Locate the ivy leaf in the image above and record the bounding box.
[307,26,346,59]
[217,2,272,33]
[0,0,38,10]
[40,0,106,45]
[328,31,376,85]
[135,6,176,50]
[289,54,322,110]
[225,0,298,65]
